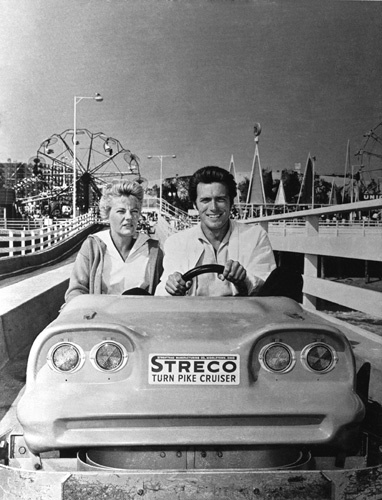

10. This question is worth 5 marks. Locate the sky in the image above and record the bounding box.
[1,0,382,185]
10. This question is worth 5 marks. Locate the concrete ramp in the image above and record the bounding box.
[0,263,73,370]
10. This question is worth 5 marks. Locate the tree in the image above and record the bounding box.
[162,176,192,212]
[263,170,274,202]
[237,177,249,202]
[364,178,378,197]
[281,170,301,203]
[146,184,159,198]
[314,178,332,204]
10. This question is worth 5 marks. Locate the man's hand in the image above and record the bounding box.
[218,260,247,288]
[165,272,192,296]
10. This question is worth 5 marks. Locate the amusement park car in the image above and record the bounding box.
[16,266,366,477]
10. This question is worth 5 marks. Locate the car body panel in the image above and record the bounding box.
[17,295,365,454]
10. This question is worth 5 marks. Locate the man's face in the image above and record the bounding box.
[195,182,231,233]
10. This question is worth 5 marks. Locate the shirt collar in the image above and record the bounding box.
[196,220,232,247]
[98,229,150,253]
[130,231,150,252]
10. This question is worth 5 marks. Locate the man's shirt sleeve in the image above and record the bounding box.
[154,233,185,296]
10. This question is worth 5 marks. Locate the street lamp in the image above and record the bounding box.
[73,93,103,218]
[147,154,176,215]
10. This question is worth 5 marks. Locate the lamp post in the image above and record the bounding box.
[73,93,103,219]
[147,154,176,215]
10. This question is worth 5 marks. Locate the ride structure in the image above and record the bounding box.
[17,130,142,215]
[353,121,382,202]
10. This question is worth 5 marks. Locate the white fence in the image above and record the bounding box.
[251,199,382,318]
[0,213,98,258]
[268,219,382,238]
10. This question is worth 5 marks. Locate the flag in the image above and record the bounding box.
[229,155,240,208]
[274,180,286,205]
[342,140,350,203]
[229,154,237,181]
[246,143,266,205]
[328,179,341,205]
[297,154,314,206]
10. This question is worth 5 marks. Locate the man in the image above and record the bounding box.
[155,166,276,296]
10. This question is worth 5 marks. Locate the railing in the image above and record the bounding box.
[235,201,382,220]
[248,199,382,319]
[268,219,382,238]
[157,198,193,232]
[155,216,176,242]
[0,218,46,230]
[0,213,98,258]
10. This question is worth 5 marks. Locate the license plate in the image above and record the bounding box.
[148,354,240,385]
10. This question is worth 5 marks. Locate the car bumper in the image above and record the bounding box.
[18,384,365,454]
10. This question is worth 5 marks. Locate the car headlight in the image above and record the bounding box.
[48,342,85,373]
[301,342,338,373]
[91,341,128,372]
[259,342,296,373]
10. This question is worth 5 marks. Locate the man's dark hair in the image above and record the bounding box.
[188,166,237,205]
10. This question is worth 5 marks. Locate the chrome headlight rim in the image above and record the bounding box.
[301,342,338,373]
[259,342,296,374]
[47,341,85,373]
[90,340,128,372]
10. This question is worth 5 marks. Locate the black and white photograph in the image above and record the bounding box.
[0,0,381,498]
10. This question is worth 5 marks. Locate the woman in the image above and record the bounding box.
[64,180,163,303]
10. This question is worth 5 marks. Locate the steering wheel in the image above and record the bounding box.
[181,264,248,296]
[181,264,224,282]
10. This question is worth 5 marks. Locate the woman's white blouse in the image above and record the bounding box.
[96,230,150,294]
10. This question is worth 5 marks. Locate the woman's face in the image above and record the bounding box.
[108,195,140,239]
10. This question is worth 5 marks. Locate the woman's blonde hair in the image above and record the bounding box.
[99,180,144,220]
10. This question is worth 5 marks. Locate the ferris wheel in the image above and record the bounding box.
[355,121,382,191]
[18,129,144,212]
